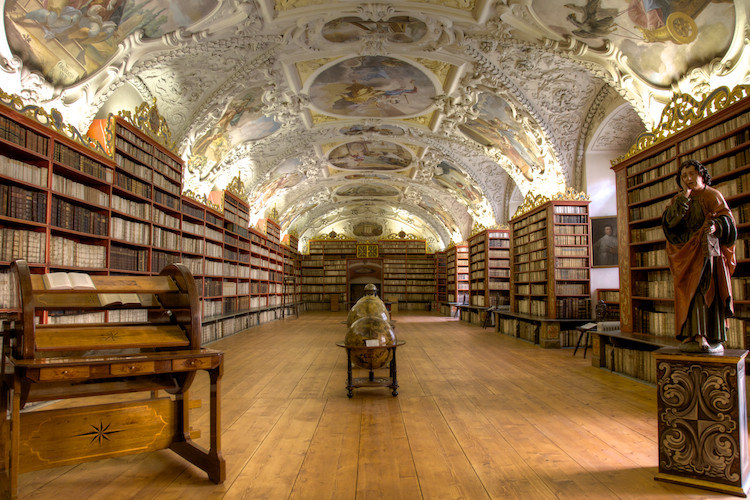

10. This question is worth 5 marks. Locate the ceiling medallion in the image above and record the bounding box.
[613,84,750,165]
[118,98,175,152]
[309,55,436,118]
[0,90,107,157]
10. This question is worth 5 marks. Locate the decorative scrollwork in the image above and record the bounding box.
[0,90,108,157]
[614,85,750,165]
[657,360,740,482]
[225,175,245,198]
[118,98,175,152]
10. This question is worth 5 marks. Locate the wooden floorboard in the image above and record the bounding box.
[17,310,742,499]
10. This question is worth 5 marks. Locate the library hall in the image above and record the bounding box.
[1,0,750,498]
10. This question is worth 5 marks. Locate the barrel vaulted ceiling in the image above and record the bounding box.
[1,1,748,251]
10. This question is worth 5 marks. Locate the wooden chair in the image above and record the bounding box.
[1,260,225,498]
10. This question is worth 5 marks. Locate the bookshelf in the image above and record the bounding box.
[435,251,447,303]
[504,195,592,348]
[606,85,750,380]
[379,239,434,310]
[596,288,620,319]
[302,239,357,310]
[468,229,511,307]
[445,244,469,305]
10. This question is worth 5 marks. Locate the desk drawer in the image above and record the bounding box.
[172,357,213,371]
[110,361,155,375]
[38,365,90,381]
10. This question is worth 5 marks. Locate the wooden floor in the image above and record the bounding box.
[19,311,742,499]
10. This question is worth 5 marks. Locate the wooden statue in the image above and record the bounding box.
[662,159,737,352]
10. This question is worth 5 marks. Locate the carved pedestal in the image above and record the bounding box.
[653,348,749,497]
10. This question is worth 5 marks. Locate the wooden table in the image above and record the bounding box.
[336,341,405,398]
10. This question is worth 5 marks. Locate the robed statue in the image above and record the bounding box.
[662,160,737,352]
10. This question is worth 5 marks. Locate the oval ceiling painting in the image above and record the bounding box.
[328,141,411,171]
[336,184,400,197]
[5,0,219,86]
[310,56,436,118]
[340,124,405,137]
[432,162,483,206]
[459,93,544,181]
[188,85,280,176]
[352,222,384,238]
[322,16,427,43]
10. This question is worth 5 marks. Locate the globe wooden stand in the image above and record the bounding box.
[653,347,750,497]
[337,341,405,398]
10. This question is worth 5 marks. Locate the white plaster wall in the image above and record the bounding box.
[586,150,620,317]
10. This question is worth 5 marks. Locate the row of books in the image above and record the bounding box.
[0,115,49,154]
[110,244,148,272]
[629,198,670,222]
[603,345,657,384]
[111,216,150,245]
[625,146,675,178]
[51,197,108,236]
[554,214,588,224]
[53,173,109,206]
[2,185,46,223]
[49,235,106,268]
[634,247,669,267]
[553,205,587,214]
[0,228,45,263]
[556,297,590,319]
[679,110,750,151]
[556,283,588,295]
[553,235,588,246]
[1,154,47,187]
[54,143,112,182]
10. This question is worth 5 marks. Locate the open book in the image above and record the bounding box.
[98,293,142,306]
[42,272,96,290]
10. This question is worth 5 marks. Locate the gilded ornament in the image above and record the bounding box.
[613,85,750,165]
[118,98,175,152]
[225,175,245,198]
[0,90,107,157]
[551,187,589,202]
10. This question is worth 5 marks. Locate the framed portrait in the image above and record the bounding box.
[591,216,619,268]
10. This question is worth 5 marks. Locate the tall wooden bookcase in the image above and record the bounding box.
[607,85,750,380]
[506,195,592,347]
[468,228,510,307]
[445,244,469,304]
[435,251,447,303]
[379,239,434,310]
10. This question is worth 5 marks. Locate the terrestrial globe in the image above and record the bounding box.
[344,316,396,369]
[346,295,389,327]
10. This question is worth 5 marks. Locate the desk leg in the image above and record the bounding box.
[346,349,353,398]
[390,348,399,397]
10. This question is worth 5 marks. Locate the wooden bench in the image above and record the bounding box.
[1,260,225,498]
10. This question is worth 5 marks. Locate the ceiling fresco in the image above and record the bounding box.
[531,0,736,86]
[1,0,748,251]
[4,0,219,86]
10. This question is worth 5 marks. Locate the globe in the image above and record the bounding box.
[344,316,396,369]
[346,295,389,327]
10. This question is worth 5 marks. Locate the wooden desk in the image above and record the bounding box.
[336,341,405,398]
[493,310,591,348]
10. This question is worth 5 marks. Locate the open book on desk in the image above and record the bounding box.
[578,322,597,330]
[42,272,96,290]
[98,293,142,306]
